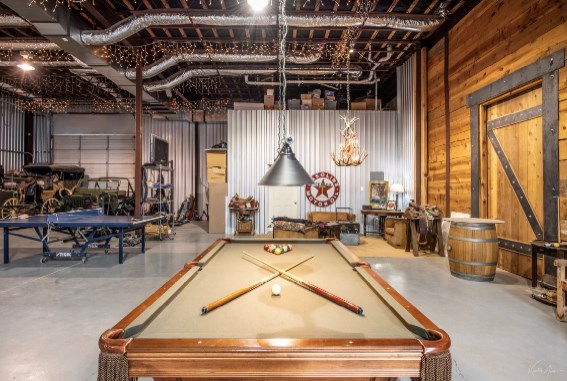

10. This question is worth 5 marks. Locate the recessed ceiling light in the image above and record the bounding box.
[247,0,269,12]
[17,63,35,71]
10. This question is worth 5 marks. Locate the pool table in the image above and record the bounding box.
[98,238,451,381]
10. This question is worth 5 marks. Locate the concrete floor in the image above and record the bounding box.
[0,223,565,381]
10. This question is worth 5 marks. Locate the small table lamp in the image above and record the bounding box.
[390,183,405,211]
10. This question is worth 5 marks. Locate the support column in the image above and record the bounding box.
[24,111,34,165]
[134,63,143,217]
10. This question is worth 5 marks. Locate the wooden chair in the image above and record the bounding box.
[555,259,567,321]
[384,217,407,248]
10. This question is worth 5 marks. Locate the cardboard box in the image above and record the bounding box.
[288,99,301,110]
[264,94,274,106]
[364,98,381,110]
[233,102,264,110]
[325,96,335,101]
[266,89,274,96]
[301,93,312,100]
[312,97,324,110]
[301,99,312,106]
[351,101,367,110]
[324,100,337,110]
[208,182,227,234]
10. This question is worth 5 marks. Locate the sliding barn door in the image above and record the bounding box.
[485,86,543,278]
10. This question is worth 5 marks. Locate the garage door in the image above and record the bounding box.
[53,135,135,182]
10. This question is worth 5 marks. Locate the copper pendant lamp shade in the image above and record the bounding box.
[258,142,313,186]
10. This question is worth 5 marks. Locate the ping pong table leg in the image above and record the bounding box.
[141,225,146,253]
[119,228,124,264]
[3,227,9,264]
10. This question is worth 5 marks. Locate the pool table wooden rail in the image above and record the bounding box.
[98,238,450,380]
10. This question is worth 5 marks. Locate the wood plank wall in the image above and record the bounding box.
[426,0,567,217]
[425,0,567,278]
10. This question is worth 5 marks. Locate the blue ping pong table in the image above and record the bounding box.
[0,209,164,264]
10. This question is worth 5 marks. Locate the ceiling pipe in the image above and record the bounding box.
[0,60,88,67]
[245,46,391,87]
[0,14,31,27]
[81,13,446,45]
[0,41,60,50]
[124,51,322,79]
[144,66,364,92]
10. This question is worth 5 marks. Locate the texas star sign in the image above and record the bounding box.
[305,172,340,207]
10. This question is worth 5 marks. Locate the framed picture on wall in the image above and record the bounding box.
[369,180,389,209]
[386,200,396,211]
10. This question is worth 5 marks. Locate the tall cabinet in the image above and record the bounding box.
[142,161,175,239]
[205,149,227,234]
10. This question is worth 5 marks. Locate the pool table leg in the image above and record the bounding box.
[3,227,8,264]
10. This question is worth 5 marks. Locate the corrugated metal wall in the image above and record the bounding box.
[397,54,416,209]
[227,110,401,234]
[0,93,25,170]
[198,122,227,215]
[33,113,52,163]
[142,116,196,213]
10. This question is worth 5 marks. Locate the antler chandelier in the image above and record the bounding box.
[331,41,367,167]
[331,114,368,166]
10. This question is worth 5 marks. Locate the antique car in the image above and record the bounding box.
[0,164,85,218]
[71,177,135,215]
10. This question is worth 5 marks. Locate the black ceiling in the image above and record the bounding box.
[0,0,479,113]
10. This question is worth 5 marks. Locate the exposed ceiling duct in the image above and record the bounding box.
[81,13,446,45]
[0,40,60,50]
[0,60,87,67]
[124,51,322,79]
[0,14,30,27]
[245,66,380,87]
[245,46,393,87]
[144,66,364,92]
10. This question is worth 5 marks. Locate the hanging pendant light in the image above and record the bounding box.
[258,0,312,187]
[259,138,313,186]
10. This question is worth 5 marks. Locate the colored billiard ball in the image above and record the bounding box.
[271,284,281,296]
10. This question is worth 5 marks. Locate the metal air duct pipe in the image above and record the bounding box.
[81,13,445,45]
[124,51,322,79]
[144,66,364,92]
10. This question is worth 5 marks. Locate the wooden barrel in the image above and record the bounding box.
[447,221,499,282]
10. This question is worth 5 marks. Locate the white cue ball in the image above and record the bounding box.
[271,284,281,296]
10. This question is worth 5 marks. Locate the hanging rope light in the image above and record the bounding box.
[258,0,312,186]
[331,43,368,167]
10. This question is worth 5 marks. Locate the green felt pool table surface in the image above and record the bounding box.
[99,238,451,380]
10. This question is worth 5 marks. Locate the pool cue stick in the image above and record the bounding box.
[201,255,314,314]
[242,251,363,315]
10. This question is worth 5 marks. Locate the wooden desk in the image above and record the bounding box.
[361,209,404,236]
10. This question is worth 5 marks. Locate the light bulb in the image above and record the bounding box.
[17,62,35,71]
[247,0,269,11]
